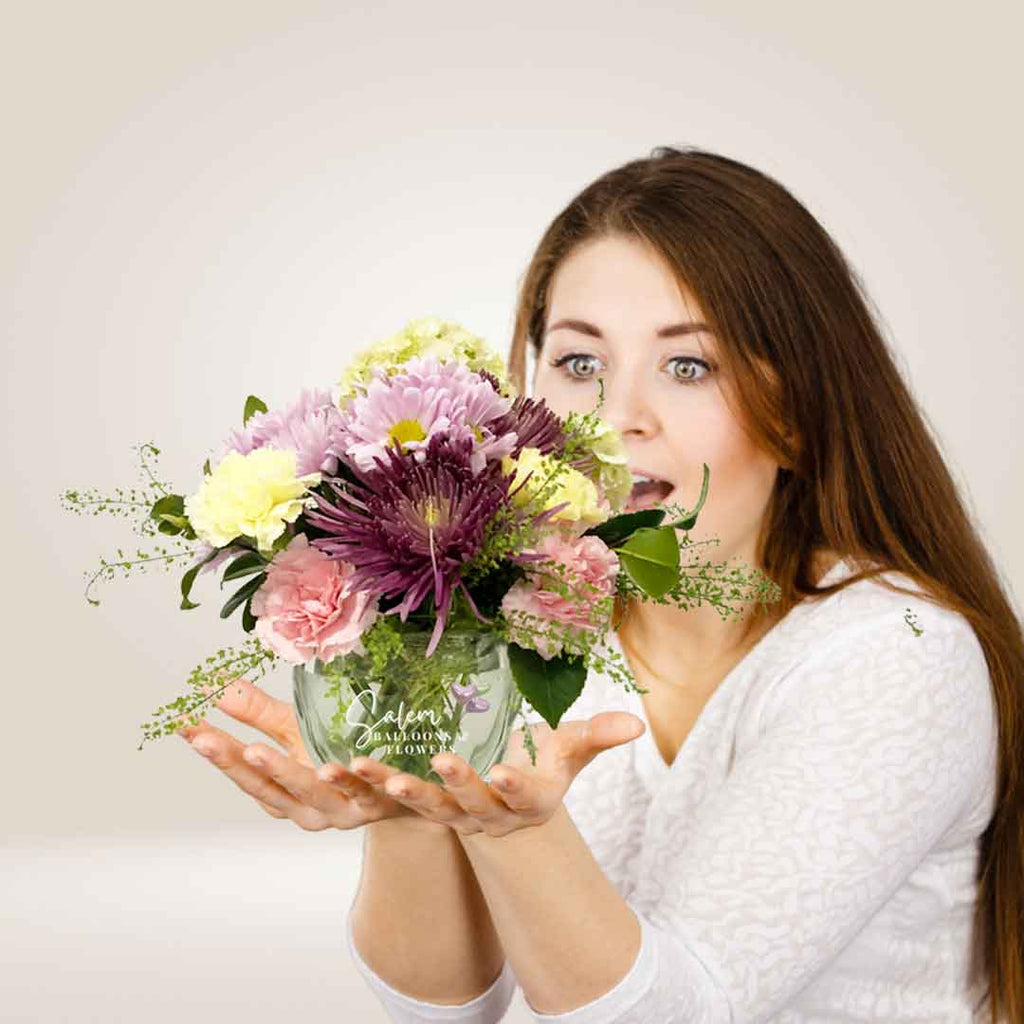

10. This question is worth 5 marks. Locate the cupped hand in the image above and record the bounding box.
[178,676,447,833]
[351,711,646,838]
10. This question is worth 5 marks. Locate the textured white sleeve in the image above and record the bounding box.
[346,904,518,1022]
[522,607,997,1022]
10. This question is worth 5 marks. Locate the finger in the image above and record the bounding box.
[570,712,644,764]
[343,757,427,819]
[485,764,546,815]
[204,677,303,753]
[242,742,354,814]
[183,723,320,820]
[422,755,520,826]
[256,798,287,819]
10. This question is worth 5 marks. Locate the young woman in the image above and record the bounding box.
[180,147,1023,1022]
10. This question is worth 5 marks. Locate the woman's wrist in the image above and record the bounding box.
[365,813,455,838]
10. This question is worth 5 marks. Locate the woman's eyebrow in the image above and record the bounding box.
[545,318,711,338]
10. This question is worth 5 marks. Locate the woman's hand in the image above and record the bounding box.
[179,676,447,834]
[353,711,646,838]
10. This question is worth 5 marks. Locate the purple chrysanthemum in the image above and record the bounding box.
[303,433,511,656]
[218,387,345,477]
[331,357,515,475]
[486,394,566,458]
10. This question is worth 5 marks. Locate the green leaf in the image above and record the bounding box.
[157,513,190,530]
[616,525,680,598]
[507,644,586,730]
[150,494,184,522]
[583,508,665,548]
[221,551,267,586]
[180,546,222,610]
[664,463,710,532]
[243,395,268,425]
[220,573,266,620]
[241,595,257,633]
[202,458,211,476]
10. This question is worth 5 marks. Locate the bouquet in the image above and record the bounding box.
[61,316,779,780]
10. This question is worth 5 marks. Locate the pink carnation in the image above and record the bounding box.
[250,533,378,665]
[501,533,619,660]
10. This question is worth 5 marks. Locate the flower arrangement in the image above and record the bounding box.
[61,316,780,769]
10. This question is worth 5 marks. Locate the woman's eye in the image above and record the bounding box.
[551,353,602,380]
[666,356,712,384]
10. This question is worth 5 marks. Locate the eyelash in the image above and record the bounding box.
[549,352,713,385]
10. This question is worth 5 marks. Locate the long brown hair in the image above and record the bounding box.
[506,146,1024,1023]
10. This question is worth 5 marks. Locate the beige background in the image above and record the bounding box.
[4,1,1021,1021]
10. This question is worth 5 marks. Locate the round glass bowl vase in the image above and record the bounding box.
[293,626,523,785]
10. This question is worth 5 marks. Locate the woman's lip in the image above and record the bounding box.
[624,483,675,512]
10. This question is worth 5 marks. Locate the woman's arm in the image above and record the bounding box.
[348,816,514,1019]
[451,605,997,1021]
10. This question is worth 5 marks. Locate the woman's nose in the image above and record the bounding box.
[597,375,659,437]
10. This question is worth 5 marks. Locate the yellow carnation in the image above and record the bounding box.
[502,447,608,528]
[336,316,515,407]
[184,448,322,552]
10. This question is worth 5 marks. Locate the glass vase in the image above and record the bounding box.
[293,625,524,785]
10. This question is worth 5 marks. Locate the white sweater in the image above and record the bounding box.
[345,557,999,1022]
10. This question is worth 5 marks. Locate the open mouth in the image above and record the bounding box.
[625,472,674,512]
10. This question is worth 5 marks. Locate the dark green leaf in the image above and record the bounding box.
[243,395,268,425]
[664,462,710,532]
[616,525,680,598]
[241,596,257,633]
[221,551,267,586]
[464,561,526,619]
[507,644,586,730]
[220,573,266,620]
[180,546,222,610]
[150,494,184,522]
[583,508,665,548]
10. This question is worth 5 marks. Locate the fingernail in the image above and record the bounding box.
[192,741,214,757]
[244,749,265,767]
[432,758,454,777]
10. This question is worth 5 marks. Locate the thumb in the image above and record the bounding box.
[586,711,646,751]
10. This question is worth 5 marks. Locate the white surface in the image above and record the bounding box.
[1,829,537,1023]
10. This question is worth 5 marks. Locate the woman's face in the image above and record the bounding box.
[532,233,780,569]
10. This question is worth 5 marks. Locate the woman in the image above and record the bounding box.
[180,146,1023,1022]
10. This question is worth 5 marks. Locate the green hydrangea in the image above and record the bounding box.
[564,412,632,513]
[336,316,515,407]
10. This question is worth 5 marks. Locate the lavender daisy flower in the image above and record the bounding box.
[303,433,511,657]
[218,387,345,477]
[330,357,515,475]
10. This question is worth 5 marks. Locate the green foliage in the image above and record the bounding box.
[616,525,681,598]
[584,508,666,548]
[220,573,266,620]
[506,643,586,730]
[59,441,207,606]
[137,636,279,749]
[180,545,221,610]
[220,551,267,585]
[242,395,268,425]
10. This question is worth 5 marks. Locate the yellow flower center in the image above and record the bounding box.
[388,418,427,446]
[422,496,441,527]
